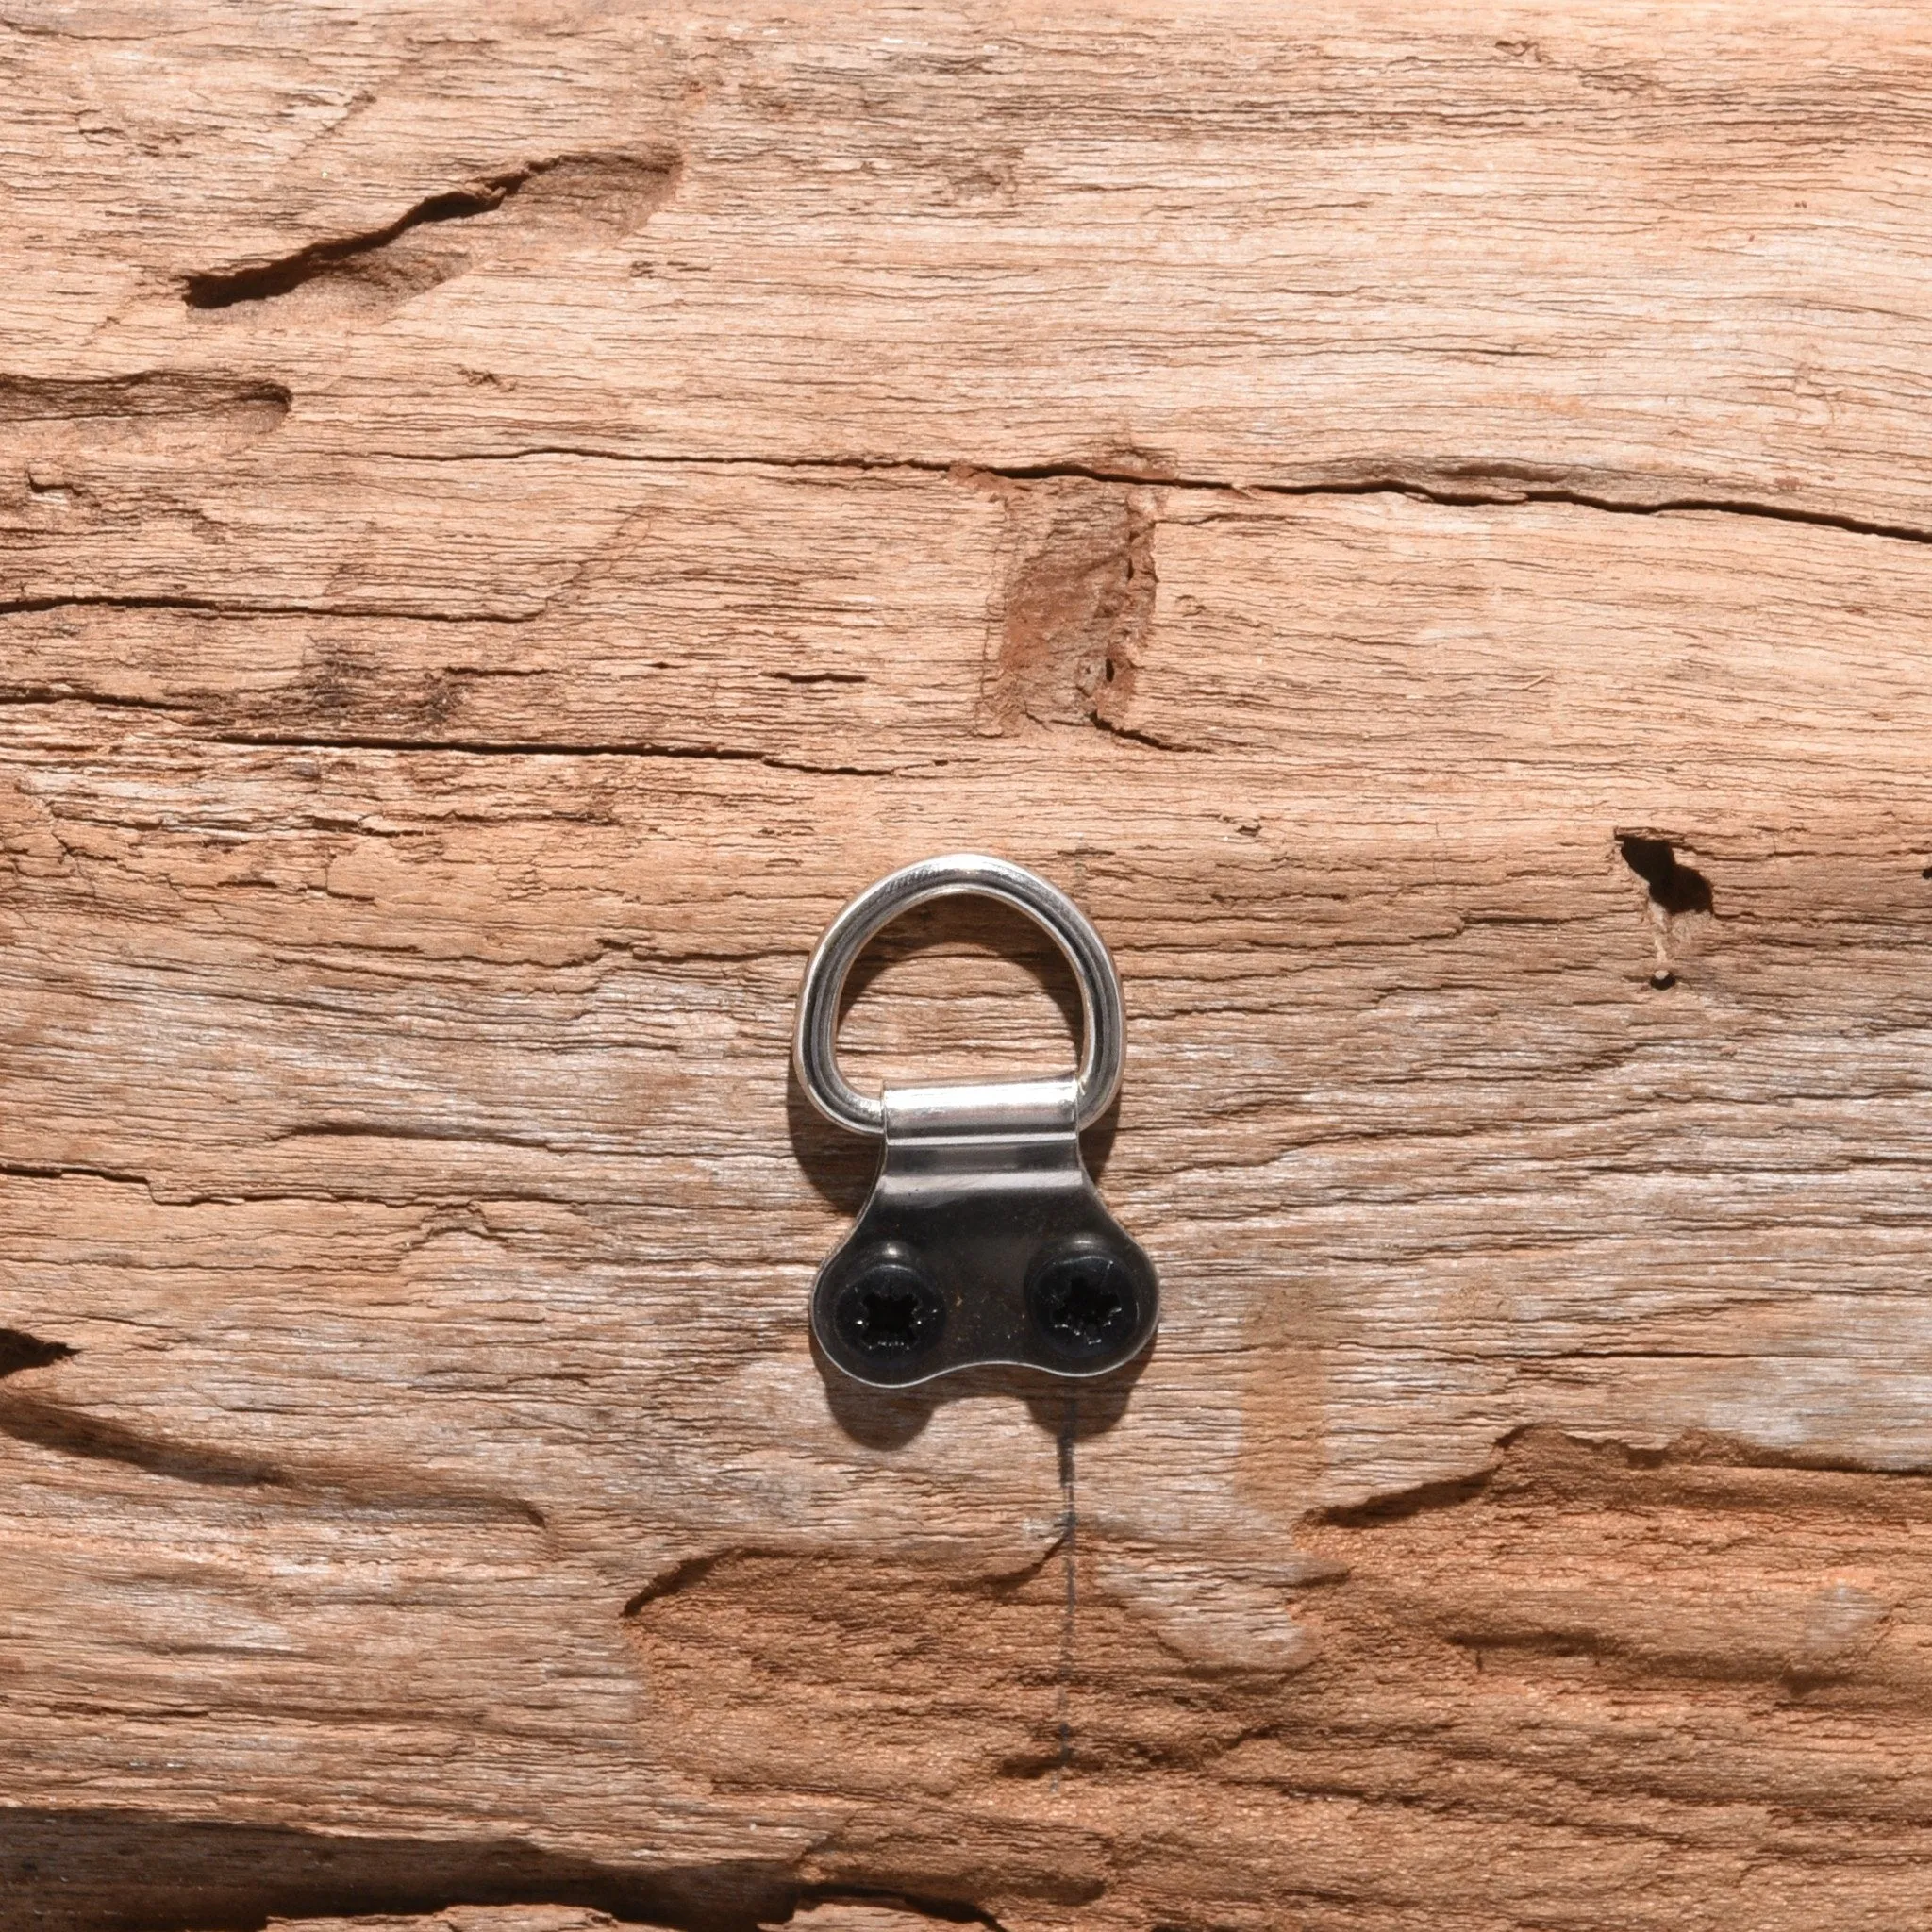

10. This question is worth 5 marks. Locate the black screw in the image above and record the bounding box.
[1027,1243,1139,1360]
[831,1254,945,1364]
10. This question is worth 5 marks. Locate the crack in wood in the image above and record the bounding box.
[0,1805,1024,1932]
[180,150,682,310]
[0,1384,548,1524]
[206,732,901,775]
[0,1807,802,1932]
[0,594,541,625]
[359,445,1932,550]
[0,1389,289,1489]
[0,370,291,426]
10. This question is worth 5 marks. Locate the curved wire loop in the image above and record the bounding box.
[793,853,1125,1137]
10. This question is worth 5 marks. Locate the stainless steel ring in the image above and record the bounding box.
[794,854,1125,1137]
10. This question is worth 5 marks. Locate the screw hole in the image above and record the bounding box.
[858,1284,922,1345]
[832,1257,945,1362]
[1028,1246,1139,1358]
[1048,1268,1121,1341]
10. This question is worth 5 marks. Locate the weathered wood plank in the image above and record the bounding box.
[11,4,1932,528]
[7,4,1932,1928]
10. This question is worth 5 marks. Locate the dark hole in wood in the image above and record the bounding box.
[1617,834,1713,917]
[0,1327,75,1380]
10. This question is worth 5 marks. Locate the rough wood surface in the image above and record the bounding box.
[6,5,1932,1928]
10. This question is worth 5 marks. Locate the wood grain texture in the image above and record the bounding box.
[5,4,1932,1928]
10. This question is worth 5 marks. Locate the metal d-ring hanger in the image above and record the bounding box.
[794,853,1158,1390]
[794,852,1125,1136]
